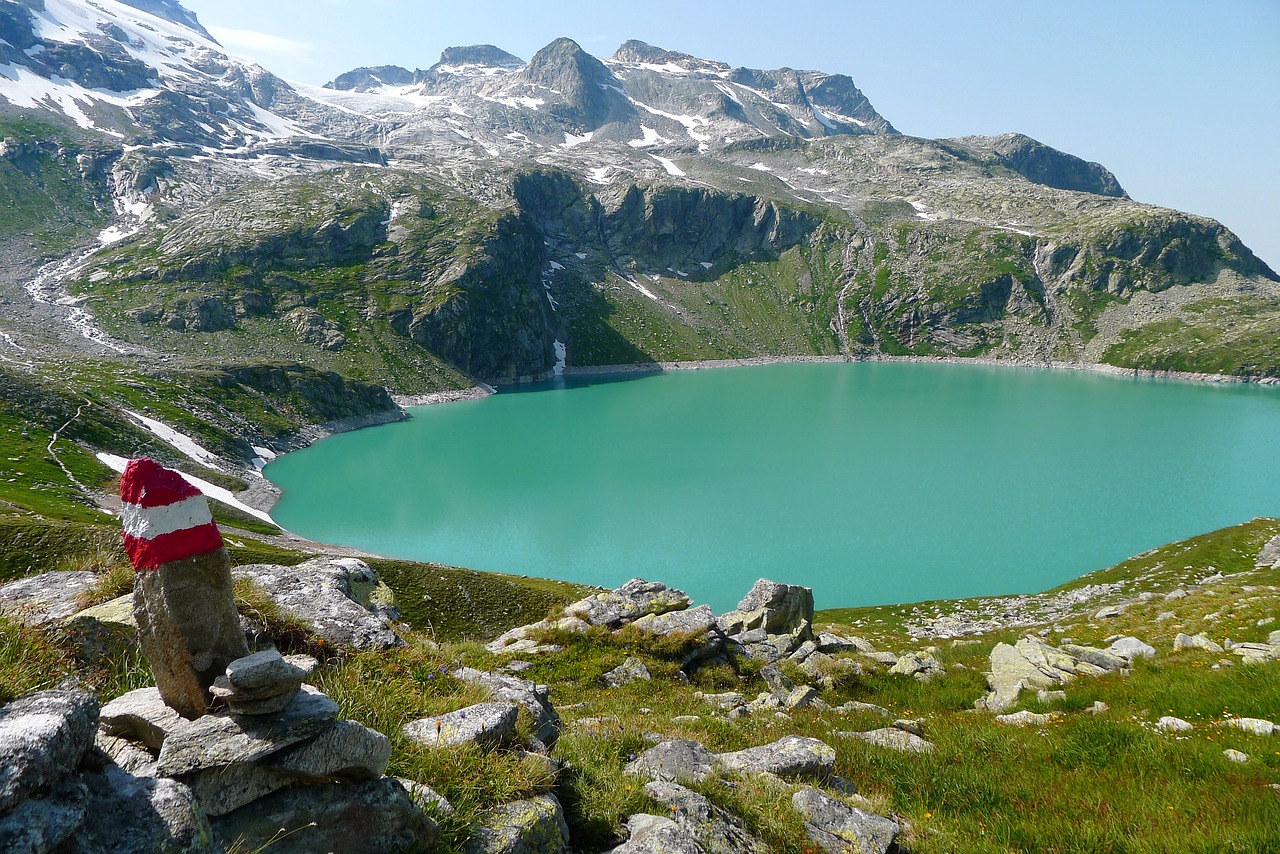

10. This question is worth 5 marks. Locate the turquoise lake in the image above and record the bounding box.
[265,362,1280,613]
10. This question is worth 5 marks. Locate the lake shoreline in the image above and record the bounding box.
[559,354,1280,387]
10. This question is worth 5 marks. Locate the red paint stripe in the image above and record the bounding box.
[120,458,202,509]
[124,523,224,571]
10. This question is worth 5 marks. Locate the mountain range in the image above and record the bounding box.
[1,0,1278,451]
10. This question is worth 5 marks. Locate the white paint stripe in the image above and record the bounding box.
[97,453,276,524]
[122,494,213,540]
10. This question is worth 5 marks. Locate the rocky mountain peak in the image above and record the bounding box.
[116,0,210,39]
[518,36,633,129]
[434,44,524,71]
[609,39,730,74]
[325,65,416,91]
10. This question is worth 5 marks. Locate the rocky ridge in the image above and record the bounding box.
[1,0,1277,446]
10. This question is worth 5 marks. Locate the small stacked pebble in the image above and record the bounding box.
[210,648,318,715]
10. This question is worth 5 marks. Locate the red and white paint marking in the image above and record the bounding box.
[120,458,223,571]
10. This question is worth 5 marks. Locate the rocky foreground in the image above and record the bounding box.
[2,530,1279,852]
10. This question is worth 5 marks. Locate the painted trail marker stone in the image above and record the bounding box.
[122,458,248,719]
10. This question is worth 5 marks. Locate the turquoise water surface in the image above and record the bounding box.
[266,363,1280,612]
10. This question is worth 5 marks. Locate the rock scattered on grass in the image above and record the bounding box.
[792,786,899,854]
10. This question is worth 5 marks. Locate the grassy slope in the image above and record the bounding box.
[4,516,1278,852]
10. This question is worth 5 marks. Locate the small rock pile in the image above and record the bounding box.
[209,648,317,714]
[977,634,1156,711]
[489,576,875,675]
[100,648,437,852]
[615,734,900,854]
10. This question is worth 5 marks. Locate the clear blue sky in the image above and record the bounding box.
[183,0,1279,269]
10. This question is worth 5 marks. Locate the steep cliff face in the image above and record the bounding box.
[389,211,557,381]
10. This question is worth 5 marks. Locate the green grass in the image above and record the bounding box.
[1102,297,1280,377]
[3,513,1279,852]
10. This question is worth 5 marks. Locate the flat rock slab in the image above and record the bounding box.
[225,649,315,693]
[213,724,385,814]
[185,719,391,816]
[564,578,692,629]
[845,728,935,754]
[996,711,1061,727]
[626,739,720,783]
[463,792,571,854]
[404,702,519,750]
[607,814,704,854]
[630,604,717,637]
[0,571,97,626]
[100,687,185,751]
[454,668,562,748]
[792,787,899,854]
[213,777,437,854]
[233,558,403,650]
[156,685,338,777]
[716,735,834,780]
[642,781,768,854]
[0,688,99,813]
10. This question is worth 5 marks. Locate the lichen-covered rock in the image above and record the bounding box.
[463,792,571,854]
[403,702,520,750]
[641,781,768,854]
[978,636,1131,711]
[564,579,692,629]
[185,719,391,816]
[625,739,719,783]
[59,594,137,666]
[232,557,403,650]
[606,814,705,854]
[1107,636,1156,661]
[996,711,1061,727]
[0,571,97,627]
[212,777,437,854]
[453,668,562,748]
[791,787,899,854]
[1174,633,1224,653]
[604,657,652,688]
[888,652,944,680]
[0,688,99,813]
[155,685,338,777]
[844,728,935,754]
[716,735,834,780]
[718,579,814,637]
